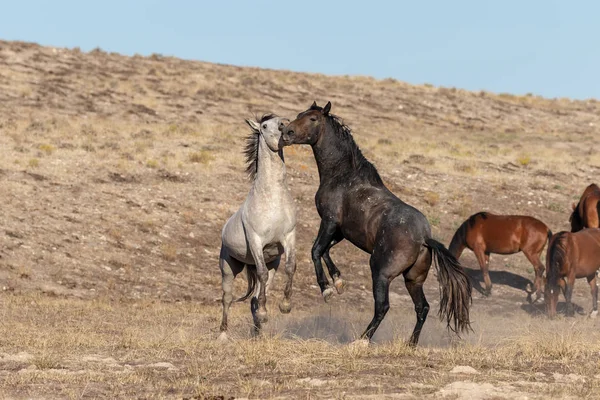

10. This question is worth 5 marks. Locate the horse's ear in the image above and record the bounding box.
[323,101,331,115]
[245,119,260,132]
[311,101,318,109]
[572,203,577,211]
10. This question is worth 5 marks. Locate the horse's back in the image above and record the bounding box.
[470,213,547,253]
[565,229,600,277]
[340,184,429,254]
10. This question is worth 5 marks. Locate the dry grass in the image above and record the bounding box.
[1,293,600,399]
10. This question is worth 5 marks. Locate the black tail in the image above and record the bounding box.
[425,238,472,334]
[236,265,257,302]
[546,232,568,292]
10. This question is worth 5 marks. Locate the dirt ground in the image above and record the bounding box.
[1,40,600,399]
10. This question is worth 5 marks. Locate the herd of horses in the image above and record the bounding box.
[217,101,600,346]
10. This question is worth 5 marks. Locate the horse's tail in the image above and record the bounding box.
[425,238,472,335]
[236,265,257,302]
[448,220,468,259]
[546,232,568,292]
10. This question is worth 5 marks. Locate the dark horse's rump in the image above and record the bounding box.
[281,101,472,345]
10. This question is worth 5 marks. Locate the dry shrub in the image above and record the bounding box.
[423,191,440,206]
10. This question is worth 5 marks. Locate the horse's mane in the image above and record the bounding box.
[311,104,383,185]
[449,212,488,256]
[244,113,277,181]
[547,231,569,291]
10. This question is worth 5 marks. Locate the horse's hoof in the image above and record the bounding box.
[334,278,346,294]
[256,309,268,323]
[590,310,598,318]
[322,287,334,303]
[483,289,492,297]
[279,300,292,314]
[349,339,370,349]
[217,332,228,342]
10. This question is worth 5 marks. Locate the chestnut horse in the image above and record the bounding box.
[281,101,471,346]
[545,229,600,318]
[570,183,600,232]
[449,212,552,299]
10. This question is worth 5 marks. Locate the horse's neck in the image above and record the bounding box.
[252,135,287,191]
[311,127,356,184]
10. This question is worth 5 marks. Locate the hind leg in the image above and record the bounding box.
[474,246,491,296]
[219,248,245,339]
[360,269,391,341]
[404,247,432,346]
[523,249,545,301]
[565,273,576,317]
[587,273,598,318]
[360,244,419,342]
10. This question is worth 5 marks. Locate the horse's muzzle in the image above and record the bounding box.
[280,127,294,146]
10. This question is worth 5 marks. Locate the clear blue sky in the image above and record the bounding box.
[1,0,598,99]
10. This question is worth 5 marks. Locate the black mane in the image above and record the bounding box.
[244,114,276,180]
[312,105,383,185]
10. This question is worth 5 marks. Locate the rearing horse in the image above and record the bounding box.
[570,183,600,232]
[281,101,472,346]
[218,115,296,339]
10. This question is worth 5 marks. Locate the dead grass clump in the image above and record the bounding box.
[453,161,477,174]
[161,243,178,261]
[517,153,532,166]
[188,150,215,164]
[38,143,55,155]
[28,158,40,168]
[32,353,62,370]
[423,191,440,206]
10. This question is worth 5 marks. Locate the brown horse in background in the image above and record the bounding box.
[545,229,600,318]
[449,212,552,300]
[570,183,600,232]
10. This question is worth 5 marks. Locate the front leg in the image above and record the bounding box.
[279,230,296,314]
[312,219,338,302]
[322,232,346,294]
[246,233,269,324]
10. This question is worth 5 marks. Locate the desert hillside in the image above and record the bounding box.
[1,40,600,399]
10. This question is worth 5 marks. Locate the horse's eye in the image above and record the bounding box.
[262,124,267,129]
[310,117,317,121]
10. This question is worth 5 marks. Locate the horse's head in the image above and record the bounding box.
[281,101,332,146]
[569,203,584,232]
[245,114,289,152]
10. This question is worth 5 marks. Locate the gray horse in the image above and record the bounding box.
[218,114,297,339]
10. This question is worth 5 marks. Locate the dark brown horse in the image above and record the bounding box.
[545,229,600,318]
[570,183,600,232]
[449,212,552,299]
[280,101,472,346]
